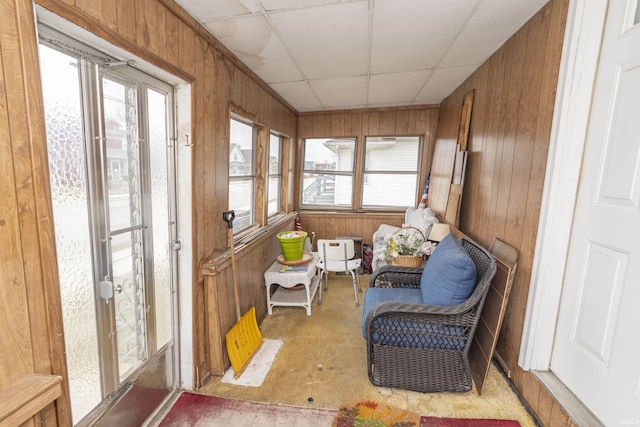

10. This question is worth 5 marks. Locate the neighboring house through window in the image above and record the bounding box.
[363,136,421,207]
[229,117,255,232]
[301,138,355,208]
[300,136,421,209]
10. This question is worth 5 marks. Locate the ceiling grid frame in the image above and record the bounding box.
[176,0,550,112]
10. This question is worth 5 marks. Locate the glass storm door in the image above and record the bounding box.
[39,31,178,425]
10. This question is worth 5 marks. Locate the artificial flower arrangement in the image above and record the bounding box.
[381,225,437,267]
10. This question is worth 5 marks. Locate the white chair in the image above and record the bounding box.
[316,239,362,307]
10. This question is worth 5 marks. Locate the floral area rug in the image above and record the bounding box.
[332,399,522,427]
[332,400,421,427]
[159,393,522,427]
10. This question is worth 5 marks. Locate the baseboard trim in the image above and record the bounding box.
[493,362,543,427]
[532,370,604,427]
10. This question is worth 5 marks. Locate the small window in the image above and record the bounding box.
[229,118,255,233]
[267,133,282,217]
[362,136,421,207]
[301,138,355,208]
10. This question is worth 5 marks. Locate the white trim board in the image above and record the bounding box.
[519,0,608,372]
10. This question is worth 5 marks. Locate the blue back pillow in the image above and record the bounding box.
[420,234,477,306]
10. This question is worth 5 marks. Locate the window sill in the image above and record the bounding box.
[201,212,297,275]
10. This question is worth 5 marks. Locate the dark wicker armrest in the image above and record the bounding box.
[369,265,423,289]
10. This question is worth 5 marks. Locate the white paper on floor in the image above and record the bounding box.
[221,338,283,387]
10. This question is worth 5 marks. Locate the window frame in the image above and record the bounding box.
[228,116,257,234]
[299,137,357,210]
[267,132,283,218]
[299,135,423,211]
[361,135,423,209]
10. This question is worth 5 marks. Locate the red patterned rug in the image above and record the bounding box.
[159,392,521,427]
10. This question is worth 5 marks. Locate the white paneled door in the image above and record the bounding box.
[551,1,640,425]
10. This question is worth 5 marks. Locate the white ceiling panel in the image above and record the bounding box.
[179,0,260,21]
[416,65,478,103]
[205,15,271,55]
[371,0,479,74]
[268,2,369,80]
[205,16,302,83]
[310,76,368,109]
[270,81,322,112]
[175,0,550,112]
[368,70,431,107]
[439,0,550,67]
[259,0,354,12]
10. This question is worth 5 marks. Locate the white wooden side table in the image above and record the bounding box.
[263,253,320,316]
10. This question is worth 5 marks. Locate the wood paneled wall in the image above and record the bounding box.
[438,1,574,425]
[299,107,439,191]
[297,106,439,241]
[0,0,69,424]
[1,0,579,424]
[2,0,298,423]
[297,212,405,248]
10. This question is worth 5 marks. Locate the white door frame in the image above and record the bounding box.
[519,0,608,371]
[175,84,194,390]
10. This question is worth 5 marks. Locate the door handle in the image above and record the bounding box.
[99,280,122,303]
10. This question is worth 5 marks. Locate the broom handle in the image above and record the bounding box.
[223,211,242,321]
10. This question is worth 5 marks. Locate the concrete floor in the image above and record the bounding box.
[199,273,537,426]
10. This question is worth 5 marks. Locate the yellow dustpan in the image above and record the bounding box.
[223,210,263,376]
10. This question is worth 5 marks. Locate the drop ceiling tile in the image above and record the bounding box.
[270,81,322,111]
[176,0,260,21]
[249,43,304,84]
[371,0,479,74]
[269,2,369,79]
[205,16,302,83]
[415,65,477,103]
[177,0,550,111]
[310,76,368,109]
[205,16,270,51]
[440,0,549,67]
[259,0,355,12]
[368,70,431,106]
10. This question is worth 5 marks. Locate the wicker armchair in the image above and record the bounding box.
[363,237,496,393]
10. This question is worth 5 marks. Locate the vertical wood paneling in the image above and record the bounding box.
[177,20,196,77]
[379,110,395,135]
[297,212,404,248]
[2,0,577,425]
[491,28,527,244]
[299,105,439,216]
[437,0,569,424]
[296,109,438,249]
[1,0,297,417]
[165,10,179,64]
[115,0,136,42]
[0,0,34,387]
[367,110,380,134]
[23,57,68,427]
[1,0,71,424]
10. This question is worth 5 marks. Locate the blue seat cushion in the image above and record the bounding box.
[361,287,422,339]
[420,234,476,306]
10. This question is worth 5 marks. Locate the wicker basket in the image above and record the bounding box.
[388,226,426,268]
[391,254,424,267]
